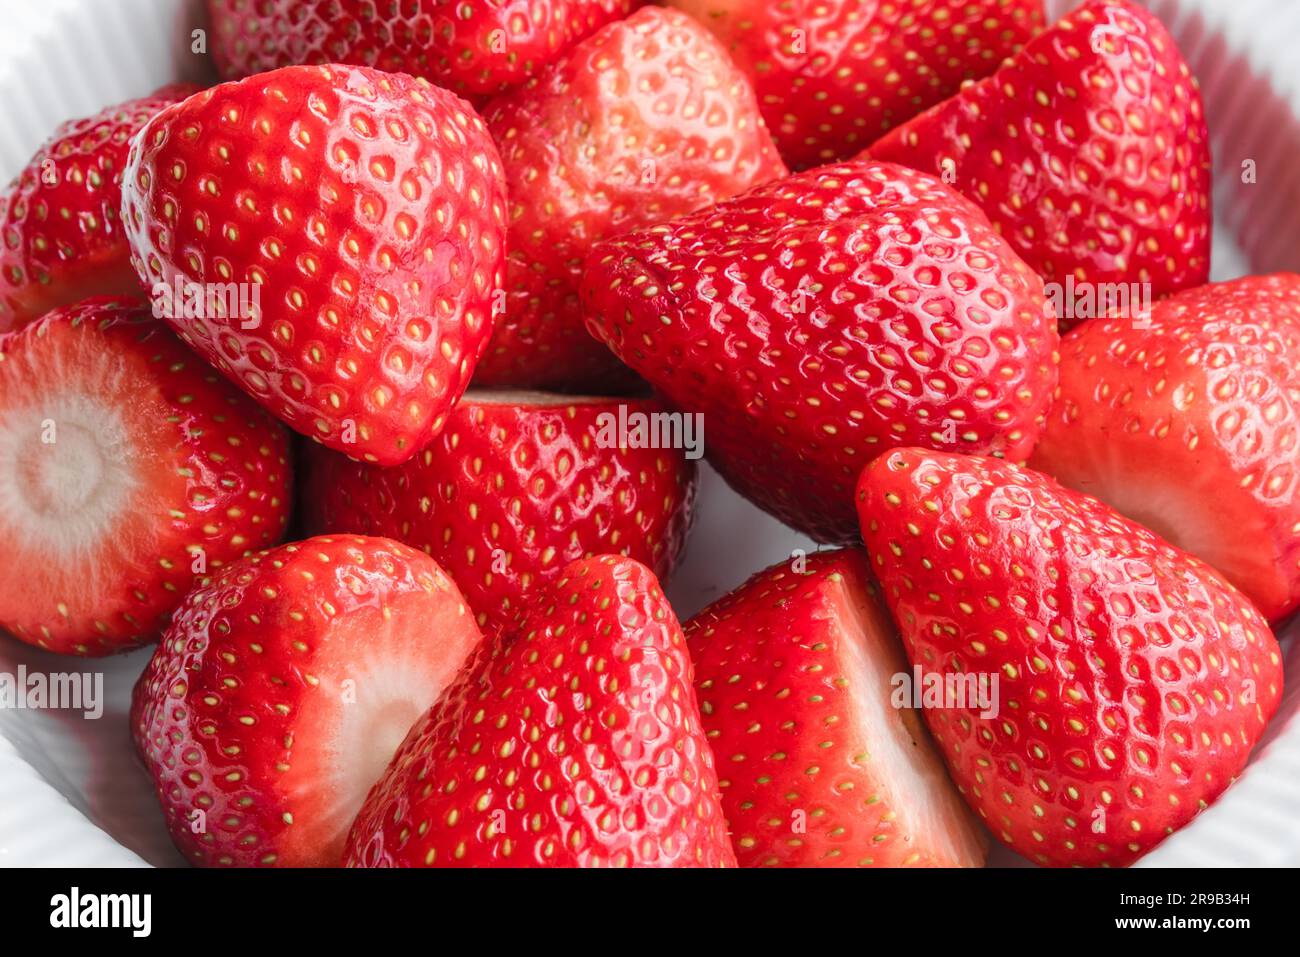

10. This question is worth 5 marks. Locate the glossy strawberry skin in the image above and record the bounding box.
[686,548,988,867]
[0,86,196,333]
[669,0,1045,171]
[121,65,508,465]
[582,159,1059,543]
[475,6,788,390]
[345,555,736,867]
[207,0,637,101]
[866,0,1211,315]
[301,392,697,632]
[1031,274,1300,623]
[131,535,483,867]
[0,297,293,656]
[857,449,1284,867]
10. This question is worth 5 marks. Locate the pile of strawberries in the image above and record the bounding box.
[0,0,1290,869]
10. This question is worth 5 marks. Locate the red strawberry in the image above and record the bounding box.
[670,0,1044,171]
[302,390,697,632]
[0,85,196,333]
[120,65,508,465]
[686,548,988,867]
[475,5,788,390]
[345,555,735,867]
[856,448,1284,867]
[0,297,292,656]
[207,0,637,101]
[582,159,1059,543]
[1030,274,1300,623]
[866,0,1211,315]
[131,534,483,867]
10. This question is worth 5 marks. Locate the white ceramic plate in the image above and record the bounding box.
[1,0,1298,867]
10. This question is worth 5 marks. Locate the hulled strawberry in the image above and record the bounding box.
[207,0,637,101]
[476,6,787,389]
[301,390,697,632]
[857,449,1284,867]
[345,555,735,867]
[686,549,988,867]
[0,85,195,332]
[121,65,508,465]
[0,297,292,656]
[131,535,483,867]
[1030,274,1300,622]
[582,159,1058,543]
[669,0,1045,170]
[866,0,1212,314]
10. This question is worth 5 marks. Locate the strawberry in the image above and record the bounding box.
[207,0,638,102]
[475,5,788,390]
[131,534,483,867]
[669,0,1045,171]
[581,159,1059,543]
[866,0,1212,315]
[344,555,735,867]
[856,448,1284,867]
[120,65,508,465]
[1030,274,1300,623]
[0,85,196,333]
[0,297,292,656]
[301,390,697,632]
[685,548,988,867]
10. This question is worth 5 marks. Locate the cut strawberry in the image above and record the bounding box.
[121,65,509,465]
[866,0,1212,314]
[1031,274,1300,622]
[669,0,1045,170]
[857,448,1284,866]
[686,548,988,867]
[0,85,195,332]
[345,555,735,867]
[0,296,292,656]
[301,389,697,632]
[475,5,787,389]
[207,0,637,101]
[131,534,483,867]
[582,158,1059,543]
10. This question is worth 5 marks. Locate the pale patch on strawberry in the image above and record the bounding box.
[0,297,292,655]
[344,555,734,867]
[132,535,483,867]
[687,549,987,867]
[857,448,1285,867]
[1031,274,1300,621]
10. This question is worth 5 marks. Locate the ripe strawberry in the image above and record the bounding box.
[131,534,483,867]
[475,6,787,389]
[301,390,697,632]
[0,297,292,656]
[0,85,196,333]
[866,0,1211,314]
[582,159,1059,543]
[345,555,735,867]
[670,0,1044,171]
[120,65,508,465]
[857,448,1284,867]
[1030,275,1300,623]
[207,0,637,101]
[686,548,988,867]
